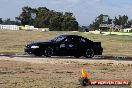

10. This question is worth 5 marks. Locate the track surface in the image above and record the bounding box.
[0,54,132,88]
[0,54,132,61]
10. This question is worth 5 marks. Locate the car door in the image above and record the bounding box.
[64,37,79,55]
[59,42,67,55]
[58,37,70,55]
[77,37,88,54]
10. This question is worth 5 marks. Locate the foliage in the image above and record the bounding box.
[0,18,19,25]
[0,18,3,24]
[89,14,112,31]
[89,14,132,31]
[16,6,78,31]
[113,15,130,28]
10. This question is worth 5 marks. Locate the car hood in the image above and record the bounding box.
[27,40,53,46]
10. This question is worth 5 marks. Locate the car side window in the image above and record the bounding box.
[64,38,73,43]
[64,37,78,43]
[71,37,79,43]
[55,36,65,42]
[80,38,86,43]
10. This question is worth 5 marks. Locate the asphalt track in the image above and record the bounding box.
[0,54,132,61]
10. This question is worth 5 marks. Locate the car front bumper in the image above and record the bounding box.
[24,48,36,54]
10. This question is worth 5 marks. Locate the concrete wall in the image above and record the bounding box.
[122,28,132,32]
[0,24,49,31]
[37,28,49,32]
[0,25,19,30]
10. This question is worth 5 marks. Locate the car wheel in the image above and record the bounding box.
[85,49,94,58]
[44,47,54,57]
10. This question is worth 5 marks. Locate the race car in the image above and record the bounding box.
[25,34,103,58]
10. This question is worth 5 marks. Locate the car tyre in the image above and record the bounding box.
[85,49,94,58]
[44,47,54,57]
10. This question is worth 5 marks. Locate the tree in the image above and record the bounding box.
[16,6,37,26]
[34,7,50,28]
[126,20,132,28]
[89,14,112,31]
[61,12,78,31]
[0,18,3,24]
[16,6,78,31]
[113,15,129,29]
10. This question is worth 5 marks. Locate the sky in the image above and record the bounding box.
[0,0,132,25]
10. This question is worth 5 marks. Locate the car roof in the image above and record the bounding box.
[59,34,91,42]
[60,34,81,37]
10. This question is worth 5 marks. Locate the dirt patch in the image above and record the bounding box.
[0,57,132,88]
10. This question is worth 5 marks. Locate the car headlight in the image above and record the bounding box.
[31,46,39,48]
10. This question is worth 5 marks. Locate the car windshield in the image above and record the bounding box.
[50,35,66,42]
